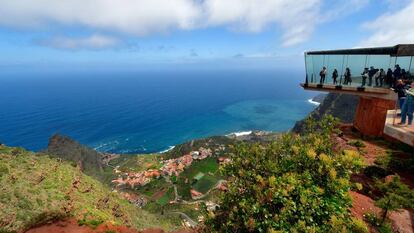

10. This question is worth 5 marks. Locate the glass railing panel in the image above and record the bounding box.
[303,53,412,88]
[310,55,326,84]
[395,56,413,80]
[367,55,392,70]
[305,54,314,83]
[325,55,345,85]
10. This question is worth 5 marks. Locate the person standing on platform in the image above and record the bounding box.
[375,68,385,87]
[319,67,327,84]
[332,69,338,85]
[361,68,369,87]
[368,66,378,86]
[394,64,402,80]
[399,82,414,126]
[344,68,352,85]
[393,79,408,110]
[386,68,394,87]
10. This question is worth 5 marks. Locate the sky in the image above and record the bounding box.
[0,0,414,72]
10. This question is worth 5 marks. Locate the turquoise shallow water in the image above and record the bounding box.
[0,69,317,153]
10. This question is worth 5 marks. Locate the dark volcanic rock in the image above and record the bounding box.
[311,93,327,103]
[293,93,359,133]
[45,134,103,174]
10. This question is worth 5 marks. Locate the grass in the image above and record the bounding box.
[175,158,220,200]
[193,175,219,193]
[180,157,219,180]
[0,145,175,232]
[156,187,174,206]
[116,154,161,173]
[138,178,170,197]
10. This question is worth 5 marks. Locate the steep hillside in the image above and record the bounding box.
[0,145,173,233]
[44,134,104,178]
[293,93,359,132]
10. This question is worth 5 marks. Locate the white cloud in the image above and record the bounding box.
[360,0,414,47]
[0,0,370,47]
[203,0,321,46]
[35,34,119,50]
[0,0,201,35]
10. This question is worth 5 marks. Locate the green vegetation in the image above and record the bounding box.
[156,188,175,205]
[349,217,369,233]
[140,178,170,197]
[175,157,220,200]
[193,175,219,193]
[0,145,174,232]
[204,115,366,232]
[365,213,393,233]
[374,175,414,223]
[182,157,219,179]
[116,154,161,173]
[348,139,366,148]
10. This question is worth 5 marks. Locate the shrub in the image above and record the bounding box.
[204,115,365,232]
[364,212,392,233]
[374,175,414,223]
[348,139,366,148]
[350,217,369,233]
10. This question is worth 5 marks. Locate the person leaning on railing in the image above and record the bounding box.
[398,81,414,127]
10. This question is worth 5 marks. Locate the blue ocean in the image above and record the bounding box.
[0,69,317,153]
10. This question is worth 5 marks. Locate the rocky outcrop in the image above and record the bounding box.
[293,93,359,133]
[45,134,104,174]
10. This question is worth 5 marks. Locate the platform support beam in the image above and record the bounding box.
[353,96,396,137]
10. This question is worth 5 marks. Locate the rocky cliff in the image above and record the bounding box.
[293,93,359,133]
[44,134,104,175]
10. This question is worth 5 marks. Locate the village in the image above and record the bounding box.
[110,145,232,212]
[112,147,215,188]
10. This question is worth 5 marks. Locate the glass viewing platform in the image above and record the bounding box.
[302,44,414,99]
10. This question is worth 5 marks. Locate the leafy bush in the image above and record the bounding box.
[364,212,392,233]
[348,139,365,148]
[204,115,365,232]
[349,217,369,233]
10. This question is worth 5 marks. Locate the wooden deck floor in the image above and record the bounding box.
[301,83,396,100]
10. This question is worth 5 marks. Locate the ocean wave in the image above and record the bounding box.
[226,131,253,137]
[307,99,321,106]
[159,146,175,154]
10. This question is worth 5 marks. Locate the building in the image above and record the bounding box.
[301,44,414,145]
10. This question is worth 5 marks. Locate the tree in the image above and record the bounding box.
[375,175,414,224]
[203,115,365,232]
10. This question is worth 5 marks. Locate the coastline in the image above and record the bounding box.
[307,99,321,106]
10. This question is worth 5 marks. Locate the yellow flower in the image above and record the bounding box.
[306,149,317,160]
[329,168,337,179]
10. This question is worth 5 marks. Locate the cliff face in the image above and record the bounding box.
[293,93,359,133]
[45,134,104,174]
